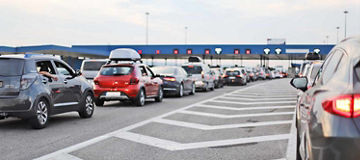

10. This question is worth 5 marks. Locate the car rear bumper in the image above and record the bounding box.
[194,80,207,89]
[225,78,245,85]
[162,82,180,95]
[94,85,140,100]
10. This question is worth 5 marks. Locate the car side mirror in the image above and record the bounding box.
[74,70,82,77]
[290,77,308,92]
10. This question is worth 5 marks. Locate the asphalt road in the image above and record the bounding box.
[0,79,297,160]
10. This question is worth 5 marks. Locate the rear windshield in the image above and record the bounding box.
[226,71,240,76]
[83,61,106,71]
[100,66,133,76]
[182,65,203,74]
[151,67,177,75]
[0,59,24,76]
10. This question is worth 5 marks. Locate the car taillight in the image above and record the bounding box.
[201,71,205,79]
[94,80,99,85]
[322,94,360,118]
[20,74,37,90]
[164,77,176,81]
[129,78,139,85]
[236,75,242,78]
[222,75,229,78]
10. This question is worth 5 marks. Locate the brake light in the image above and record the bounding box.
[20,74,37,90]
[322,94,360,118]
[94,80,99,85]
[201,71,205,79]
[164,77,176,81]
[222,75,228,78]
[129,78,139,85]
[236,75,242,78]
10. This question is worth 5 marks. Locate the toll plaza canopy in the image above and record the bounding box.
[0,44,335,60]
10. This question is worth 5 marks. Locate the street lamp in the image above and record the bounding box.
[185,26,188,44]
[344,10,349,38]
[336,27,340,43]
[145,12,150,45]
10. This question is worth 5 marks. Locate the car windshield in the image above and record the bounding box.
[100,66,132,76]
[83,61,106,71]
[151,67,177,75]
[226,70,240,76]
[0,58,24,76]
[182,65,203,74]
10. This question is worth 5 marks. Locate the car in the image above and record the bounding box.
[181,56,215,91]
[291,36,360,160]
[256,67,266,80]
[93,48,163,107]
[273,70,282,78]
[0,55,95,129]
[80,59,107,84]
[210,68,225,88]
[246,69,258,81]
[223,67,247,85]
[265,68,272,79]
[151,66,195,97]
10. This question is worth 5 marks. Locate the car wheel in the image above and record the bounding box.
[177,84,184,97]
[210,83,215,91]
[95,99,104,106]
[189,83,195,95]
[155,86,163,102]
[134,89,146,106]
[79,93,95,118]
[29,99,49,129]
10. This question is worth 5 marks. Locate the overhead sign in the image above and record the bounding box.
[263,48,270,54]
[156,50,160,54]
[215,48,222,54]
[245,49,251,54]
[285,49,310,54]
[187,49,192,54]
[313,48,321,54]
[205,49,210,55]
[267,38,286,45]
[173,49,179,54]
[275,48,282,54]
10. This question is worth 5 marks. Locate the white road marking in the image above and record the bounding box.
[34,80,271,160]
[286,113,297,160]
[178,110,294,118]
[226,94,296,98]
[217,97,297,101]
[153,118,293,130]
[49,154,83,160]
[210,100,296,105]
[195,104,295,111]
[114,131,291,151]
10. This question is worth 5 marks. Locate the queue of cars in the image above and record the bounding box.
[291,36,360,160]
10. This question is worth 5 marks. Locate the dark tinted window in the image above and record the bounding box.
[152,67,177,75]
[54,61,74,76]
[226,70,240,76]
[0,58,24,76]
[100,66,132,76]
[182,65,203,74]
[83,61,106,71]
[36,61,56,74]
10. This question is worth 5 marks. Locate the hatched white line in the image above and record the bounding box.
[217,97,297,101]
[34,79,272,160]
[49,153,83,160]
[195,104,295,111]
[178,110,294,118]
[226,94,297,98]
[286,112,297,160]
[114,131,291,151]
[210,100,296,105]
[153,118,293,130]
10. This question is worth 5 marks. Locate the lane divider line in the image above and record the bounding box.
[178,110,294,118]
[194,104,295,111]
[210,100,296,105]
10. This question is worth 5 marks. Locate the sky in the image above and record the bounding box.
[0,0,359,46]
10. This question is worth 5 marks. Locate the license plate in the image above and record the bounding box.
[229,77,235,79]
[0,81,2,88]
[106,92,121,97]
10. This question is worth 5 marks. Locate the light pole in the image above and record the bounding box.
[336,27,340,43]
[185,26,188,44]
[344,10,349,38]
[145,12,150,45]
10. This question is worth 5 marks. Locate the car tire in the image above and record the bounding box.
[155,86,163,102]
[134,89,146,106]
[78,93,95,118]
[189,83,195,95]
[95,99,104,106]
[210,83,215,91]
[29,99,49,129]
[177,84,184,97]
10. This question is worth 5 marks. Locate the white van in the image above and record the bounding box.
[80,59,108,81]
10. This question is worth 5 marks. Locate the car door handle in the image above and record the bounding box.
[64,79,68,84]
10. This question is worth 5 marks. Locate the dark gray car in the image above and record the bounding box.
[291,36,360,160]
[0,56,95,129]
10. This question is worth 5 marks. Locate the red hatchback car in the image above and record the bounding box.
[93,49,163,106]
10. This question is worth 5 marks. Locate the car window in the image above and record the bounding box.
[82,61,106,71]
[54,61,74,76]
[151,67,177,75]
[36,61,56,75]
[226,70,240,76]
[100,66,132,76]
[0,58,25,76]
[182,65,203,74]
[321,50,344,84]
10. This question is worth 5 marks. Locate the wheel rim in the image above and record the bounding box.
[140,90,145,105]
[85,95,94,115]
[159,88,163,99]
[179,85,183,96]
[36,101,48,125]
